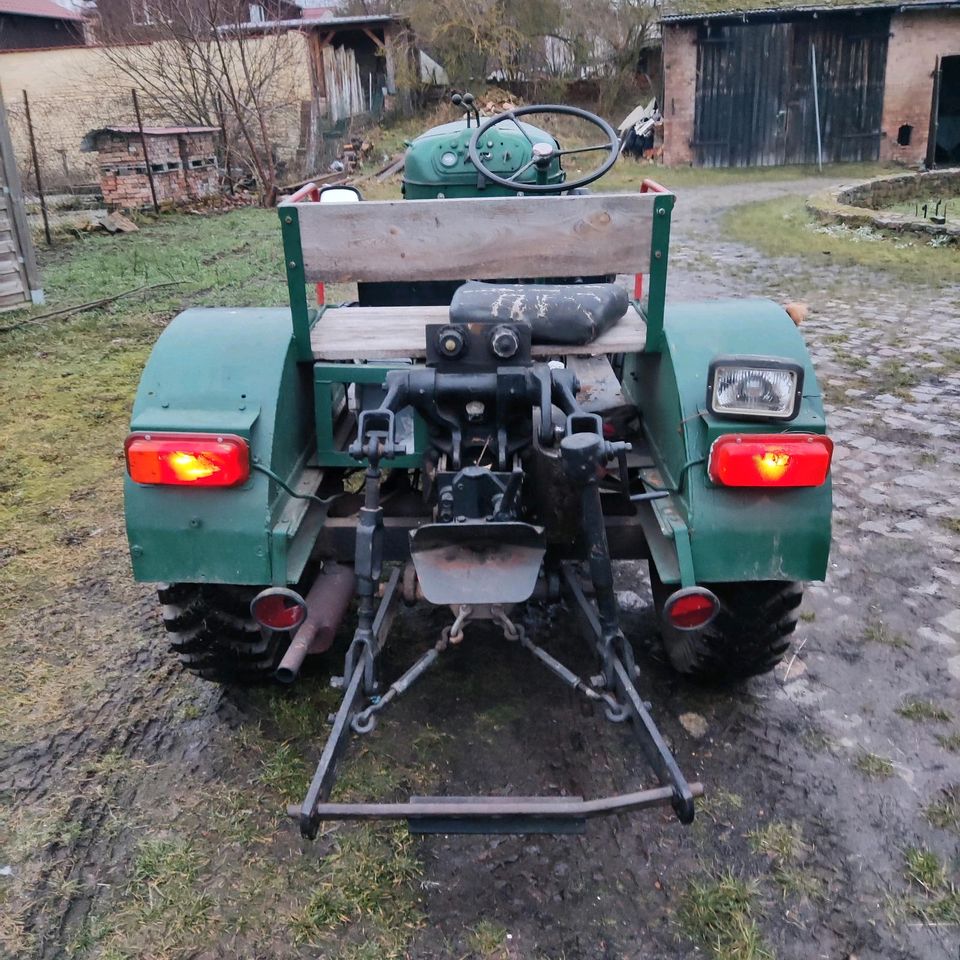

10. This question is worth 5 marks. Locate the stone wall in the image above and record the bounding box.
[807,168,960,242]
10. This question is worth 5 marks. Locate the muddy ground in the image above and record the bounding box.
[1,179,959,960]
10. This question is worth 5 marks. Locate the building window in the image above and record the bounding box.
[897,124,912,147]
[249,4,265,22]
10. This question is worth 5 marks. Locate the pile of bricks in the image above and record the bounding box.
[89,126,220,211]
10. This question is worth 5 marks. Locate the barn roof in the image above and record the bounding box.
[661,0,960,22]
[0,0,83,21]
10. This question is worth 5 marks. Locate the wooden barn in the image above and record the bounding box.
[0,0,85,51]
[660,0,960,168]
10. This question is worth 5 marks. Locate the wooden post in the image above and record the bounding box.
[131,89,160,213]
[22,90,50,246]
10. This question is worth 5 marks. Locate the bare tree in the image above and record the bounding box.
[97,0,303,204]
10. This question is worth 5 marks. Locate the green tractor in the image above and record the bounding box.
[124,97,832,837]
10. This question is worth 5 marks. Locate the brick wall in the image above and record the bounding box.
[96,130,218,209]
[661,23,698,166]
[880,9,960,166]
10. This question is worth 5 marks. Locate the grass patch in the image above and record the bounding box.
[903,847,960,925]
[291,824,422,955]
[468,919,510,958]
[897,699,952,723]
[940,517,960,536]
[925,785,960,834]
[748,821,822,902]
[722,195,960,287]
[936,732,960,753]
[678,870,774,960]
[854,752,895,779]
[863,618,910,649]
[698,788,744,825]
[873,360,921,398]
[748,821,802,861]
[256,741,310,803]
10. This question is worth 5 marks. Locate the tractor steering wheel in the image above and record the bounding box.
[468,104,619,195]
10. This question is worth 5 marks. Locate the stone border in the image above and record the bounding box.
[807,168,960,243]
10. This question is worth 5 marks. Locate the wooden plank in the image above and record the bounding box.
[310,303,646,360]
[295,193,656,284]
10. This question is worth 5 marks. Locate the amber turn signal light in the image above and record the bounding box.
[125,433,250,487]
[708,434,833,488]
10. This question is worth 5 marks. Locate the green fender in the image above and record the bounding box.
[622,299,832,586]
[124,307,317,587]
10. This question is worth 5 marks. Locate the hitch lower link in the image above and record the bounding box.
[289,384,701,839]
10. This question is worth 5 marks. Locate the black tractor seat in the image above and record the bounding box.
[449,281,629,346]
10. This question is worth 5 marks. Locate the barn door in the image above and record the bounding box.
[693,16,888,167]
[693,23,791,167]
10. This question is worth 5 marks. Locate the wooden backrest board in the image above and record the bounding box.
[293,193,656,284]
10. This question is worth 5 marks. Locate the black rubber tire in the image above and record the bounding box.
[649,565,802,683]
[157,583,289,684]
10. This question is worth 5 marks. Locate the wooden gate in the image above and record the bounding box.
[692,14,890,167]
[0,91,41,310]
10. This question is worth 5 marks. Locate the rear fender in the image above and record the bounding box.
[124,307,317,586]
[622,299,832,586]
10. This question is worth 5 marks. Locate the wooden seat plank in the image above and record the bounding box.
[310,303,646,360]
[295,193,656,284]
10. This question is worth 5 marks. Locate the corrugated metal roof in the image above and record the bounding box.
[80,125,220,151]
[0,0,83,21]
[220,12,403,33]
[661,0,960,20]
[95,124,220,135]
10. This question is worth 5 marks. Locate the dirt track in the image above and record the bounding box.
[2,180,959,959]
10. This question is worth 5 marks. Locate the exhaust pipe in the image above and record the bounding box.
[275,563,356,684]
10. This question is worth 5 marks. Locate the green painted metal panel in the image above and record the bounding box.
[624,299,832,585]
[124,307,317,586]
[313,363,427,468]
[278,206,316,362]
[642,194,674,353]
[402,119,563,200]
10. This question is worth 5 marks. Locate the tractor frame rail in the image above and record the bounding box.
[290,559,702,839]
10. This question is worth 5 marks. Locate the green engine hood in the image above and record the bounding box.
[402,118,565,199]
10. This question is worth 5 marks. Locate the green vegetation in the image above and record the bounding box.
[291,825,422,953]
[902,847,960,924]
[897,699,953,723]
[936,732,960,753]
[678,870,774,960]
[468,919,510,958]
[854,752,895,779]
[883,195,960,222]
[748,821,822,902]
[748,821,802,861]
[940,517,960,536]
[862,619,910,649]
[722,196,960,287]
[925,785,960,834]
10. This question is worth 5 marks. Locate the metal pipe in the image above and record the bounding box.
[131,89,160,214]
[811,44,823,174]
[22,91,50,246]
[275,563,356,683]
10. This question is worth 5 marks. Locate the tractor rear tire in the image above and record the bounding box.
[158,583,289,684]
[649,567,802,683]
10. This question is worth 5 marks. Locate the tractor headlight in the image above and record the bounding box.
[706,357,804,421]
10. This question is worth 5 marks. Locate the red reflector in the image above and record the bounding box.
[125,433,249,487]
[664,587,720,630]
[250,588,307,631]
[708,434,833,488]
